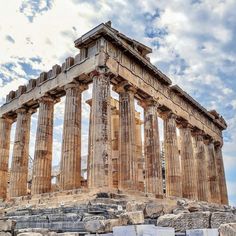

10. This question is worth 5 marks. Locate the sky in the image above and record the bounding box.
[0,0,235,205]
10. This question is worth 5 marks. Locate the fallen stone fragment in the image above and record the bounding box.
[211,212,236,228]
[84,220,105,233]
[219,223,236,236]
[0,219,16,232]
[157,212,211,232]
[119,211,144,225]
[144,203,163,218]
[126,202,145,212]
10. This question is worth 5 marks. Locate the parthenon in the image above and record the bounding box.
[0,22,228,205]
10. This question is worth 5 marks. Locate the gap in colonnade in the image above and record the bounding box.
[8,122,16,189]
[81,83,93,180]
[51,97,65,188]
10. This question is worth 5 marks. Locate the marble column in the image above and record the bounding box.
[192,130,209,201]
[204,138,221,203]
[214,142,228,205]
[179,122,197,200]
[143,99,163,197]
[9,108,32,197]
[162,111,182,197]
[89,67,112,188]
[115,83,137,190]
[0,117,12,199]
[60,83,87,190]
[31,95,54,194]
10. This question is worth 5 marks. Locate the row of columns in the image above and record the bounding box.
[0,68,228,205]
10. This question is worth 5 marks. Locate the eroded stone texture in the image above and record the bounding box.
[219,223,236,236]
[9,108,33,198]
[60,82,87,190]
[89,67,112,188]
[0,117,12,199]
[115,83,137,190]
[162,111,182,197]
[204,138,221,204]
[31,95,55,194]
[179,123,197,200]
[215,142,229,205]
[192,130,209,202]
[142,99,163,197]
[157,212,211,232]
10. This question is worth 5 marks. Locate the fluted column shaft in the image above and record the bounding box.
[9,108,32,197]
[60,83,87,190]
[116,84,137,190]
[31,95,54,194]
[179,123,197,200]
[0,117,12,199]
[89,68,112,188]
[204,139,221,203]
[192,131,209,201]
[215,143,228,204]
[143,100,163,197]
[163,112,182,197]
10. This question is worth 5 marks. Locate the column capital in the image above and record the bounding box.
[203,135,213,145]
[113,81,137,94]
[159,109,177,120]
[177,120,193,129]
[38,94,54,103]
[16,107,36,115]
[90,66,111,78]
[214,140,223,148]
[191,128,204,136]
[0,115,14,124]
[64,82,88,92]
[138,98,159,109]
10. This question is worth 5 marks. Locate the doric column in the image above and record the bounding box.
[9,108,33,197]
[115,82,137,190]
[178,122,197,200]
[192,130,209,201]
[0,117,12,199]
[89,67,112,188]
[214,142,228,205]
[60,82,88,190]
[31,95,54,195]
[204,137,221,203]
[162,111,182,197]
[142,99,163,197]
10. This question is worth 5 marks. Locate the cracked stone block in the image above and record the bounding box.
[157,212,211,232]
[211,212,236,228]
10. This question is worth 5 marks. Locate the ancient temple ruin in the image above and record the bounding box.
[0,22,228,205]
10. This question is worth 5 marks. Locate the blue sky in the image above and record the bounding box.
[0,0,236,205]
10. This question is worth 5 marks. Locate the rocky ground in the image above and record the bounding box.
[0,189,236,235]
